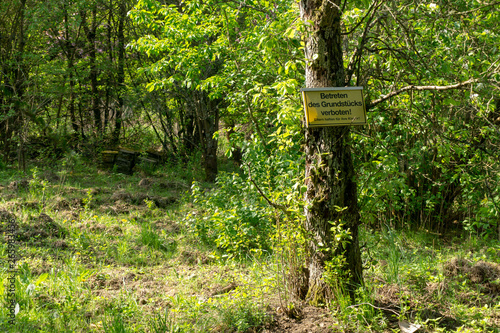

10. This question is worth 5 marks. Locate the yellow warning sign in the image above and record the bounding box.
[302,87,367,127]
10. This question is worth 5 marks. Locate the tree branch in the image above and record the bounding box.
[244,163,292,218]
[448,1,500,16]
[345,2,383,85]
[367,78,481,108]
[342,0,382,35]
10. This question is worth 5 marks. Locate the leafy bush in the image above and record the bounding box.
[188,172,274,255]
[186,123,305,256]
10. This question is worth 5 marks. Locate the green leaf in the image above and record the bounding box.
[35,273,49,286]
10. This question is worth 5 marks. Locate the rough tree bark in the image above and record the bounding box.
[112,1,126,145]
[192,90,219,182]
[62,4,81,137]
[0,0,27,162]
[299,0,363,303]
[81,5,101,136]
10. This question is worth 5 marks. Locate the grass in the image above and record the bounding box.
[0,156,499,332]
[0,158,274,332]
[354,227,500,332]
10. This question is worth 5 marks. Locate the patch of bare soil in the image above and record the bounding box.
[418,308,463,331]
[48,194,84,211]
[138,178,153,187]
[109,190,177,208]
[71,197,85,208]
[178,249,212,265]
[99,201,133,215]
[262,305,337,333]
[0,210,17,232]
[8,179,29,190]
[42,170,60,183]
[153,196,177,208]
[208,282,238,297]
[111,190,133,203]
[75,220,122,235]
[23,200,41,210]
[17,213,68,242]
[88,187,110,196]
[157,180,189,190]
[373,284,409,327]
[0,192,17,202]
[375,284,412,308]
[367,258,500,332]
[374,283,463,331]
[153,219,181,234]
[49,196,72,211]
[85,267,177,307]
[85,269,142,291]
[59,210,81,222]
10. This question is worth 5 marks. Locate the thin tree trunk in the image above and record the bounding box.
[82,6,101,136]
[112,1,126,145]
[203,97,219,182]
[191,91,219,182]
[15,0,27,171]
[62,5,80,137]
[157,103,178,154]
[0,0,26,161]
[104,0,113,134]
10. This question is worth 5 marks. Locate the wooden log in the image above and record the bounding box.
[138,157,158,171]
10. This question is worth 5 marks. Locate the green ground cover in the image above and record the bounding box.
[0,159,499,332]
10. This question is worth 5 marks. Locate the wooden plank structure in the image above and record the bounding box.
[101,150,119,169]
[115,148,139,175]
[101,148,160,175]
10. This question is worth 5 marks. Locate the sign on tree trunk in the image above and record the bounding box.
[302,87,367,127]
[298,0,364,304]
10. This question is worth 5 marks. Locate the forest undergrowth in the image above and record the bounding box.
[0,156,499,333]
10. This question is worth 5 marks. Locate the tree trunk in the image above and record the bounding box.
[14,0,27,170]
[82,6,101,136]
[112,1,126,145]
[0,0,27,162]
[104,0,113,135]
[60,3,80,138]
[299,0,363,303]
[192,91,219,182]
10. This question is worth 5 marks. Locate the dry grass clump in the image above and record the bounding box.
[17,213,67,241]
[443,257,500,295]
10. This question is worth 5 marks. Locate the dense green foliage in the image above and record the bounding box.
[2,0,498,236]
[131,0,500,251]
[350,0,500,234]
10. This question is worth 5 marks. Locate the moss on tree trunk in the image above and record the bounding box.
[299,0,363,303]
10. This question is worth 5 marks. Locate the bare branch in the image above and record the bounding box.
[345,1,384,85]
[367,78,481,108]
[448,1,500,16]
[244,163,292,218]
[342,0,383,35]
[346,302,400,316]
